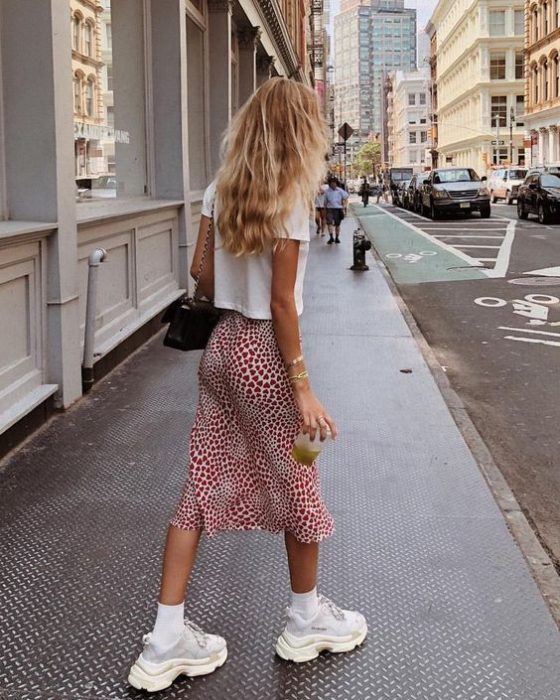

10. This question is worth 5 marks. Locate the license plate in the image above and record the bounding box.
[459,202,470,209]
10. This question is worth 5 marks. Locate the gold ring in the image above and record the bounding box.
[317,416,327,423]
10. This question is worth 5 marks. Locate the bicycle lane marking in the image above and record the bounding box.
[353,205,489,284]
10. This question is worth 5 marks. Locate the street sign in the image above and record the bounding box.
[338,122,354,141]
[491,140,505,145]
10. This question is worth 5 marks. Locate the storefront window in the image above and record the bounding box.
[186,8,209,192]
[72,0,147,201]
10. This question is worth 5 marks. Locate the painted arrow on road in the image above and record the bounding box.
[523,266,560,276]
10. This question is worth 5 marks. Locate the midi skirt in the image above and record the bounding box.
[170,311,334,543]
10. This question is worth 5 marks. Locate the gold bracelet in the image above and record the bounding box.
[286,354,304,369]
[288,370,309,384]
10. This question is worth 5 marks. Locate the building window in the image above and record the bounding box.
[489,11,506,36]
[515,52,524,80]
[409,132,417,143]
[556,0,560,28]
[85,78,95,117]
[186,14,209,191]
[408,93,416,105]
[84,22,93,57]
[555,55,560,97]
[73,74,82,114]
[419,92,426,105]
[514,9,524,35]
[420,130,427,142]
[106,64,113,92]
[493,147,508,166]
[409,149,417,162]
[516,94,525,115]
[544,59,550,100]
[106,23,112,49]
[544,1,549,34]
[534,65,539,102]
[533,7,539,41]
[490,52,506,80]
[72,15,81,51]
[491,95,507,126]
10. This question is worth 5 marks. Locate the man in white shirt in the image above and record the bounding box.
[324,177,349,245]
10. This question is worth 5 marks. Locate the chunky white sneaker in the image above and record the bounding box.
[275,595,367,663]
[128,620,227,693]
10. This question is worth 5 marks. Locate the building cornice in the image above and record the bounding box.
[437,36,523,84]
[254,0,303,81]
[526,27,560,55]
[437,80,523,114]
[523,101,560,124]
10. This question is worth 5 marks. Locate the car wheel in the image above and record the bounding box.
[538,202,551,224]
[506,191,514,205]
[491,191,498,204]
[517,199,528,219]
[430,200,439,220]
[480,205,491,219]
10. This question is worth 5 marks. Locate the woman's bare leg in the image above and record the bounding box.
[159,526,201,604]
[284,530,319,593]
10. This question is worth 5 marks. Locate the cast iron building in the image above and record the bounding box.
[333,0,417,158]
[0,0,310,454]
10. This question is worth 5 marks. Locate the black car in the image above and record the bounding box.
[517,172,560,223]
[406,173,430,212]
[421,167,491,219]
[393,179,411,207]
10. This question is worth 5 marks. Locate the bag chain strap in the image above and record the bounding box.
[192,202,215,301]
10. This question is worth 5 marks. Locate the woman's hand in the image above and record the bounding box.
[293,384,337,442]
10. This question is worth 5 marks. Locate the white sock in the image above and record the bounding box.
[290,587,319,620]
[151,602,185,649]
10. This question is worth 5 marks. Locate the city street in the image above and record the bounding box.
[356,200,560,567]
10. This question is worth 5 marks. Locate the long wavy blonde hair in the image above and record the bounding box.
[215,78,329,256]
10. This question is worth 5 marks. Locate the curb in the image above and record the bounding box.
[351,204,560,630]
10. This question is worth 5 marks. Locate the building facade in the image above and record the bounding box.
[429,0,526,174]
[388,70,432,170]
[0,0,311,454]
[333,0,417,162]
[523,0,560,164]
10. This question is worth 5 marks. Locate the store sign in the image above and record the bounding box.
[74,122,130,144]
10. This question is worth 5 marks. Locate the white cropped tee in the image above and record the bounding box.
[201,181,310,320]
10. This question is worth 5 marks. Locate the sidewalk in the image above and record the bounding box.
[2,212,560,700]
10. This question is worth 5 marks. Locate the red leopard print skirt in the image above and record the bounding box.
[170,311,334,543]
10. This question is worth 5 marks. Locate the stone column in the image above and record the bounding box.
[208,0,232,174]
[238,27,261,105]
[539,127,548,164]
[549,125,558,162]
[256,55,275,87]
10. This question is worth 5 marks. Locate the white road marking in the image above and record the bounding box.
[484,221,516,279]
[523,266,560,276]
[372,205,483,266]
[498,326,560,337]
[476,258,498,261]
[433,234,504,238]
[475,297,508,307]
[504,335,560,347]
[454,245,501,249]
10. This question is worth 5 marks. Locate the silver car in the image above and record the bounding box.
[421,167,491,219]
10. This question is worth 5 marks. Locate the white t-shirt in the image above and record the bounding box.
[201,181,310,320]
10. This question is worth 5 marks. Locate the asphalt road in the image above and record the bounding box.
[354,199,560,567]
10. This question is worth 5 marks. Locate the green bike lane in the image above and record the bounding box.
[352,204,489,284]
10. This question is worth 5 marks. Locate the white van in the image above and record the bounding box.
[489,167,528,204]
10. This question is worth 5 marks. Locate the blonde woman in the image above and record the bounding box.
[128,78,367,693]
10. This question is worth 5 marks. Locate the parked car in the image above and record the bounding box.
[394,179,411,207]
[517,171,560,223]
[406,173,430,212]
[421,167,491,219]
[488,167,527,204]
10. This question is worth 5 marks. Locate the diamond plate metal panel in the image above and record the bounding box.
[1,220,560,699]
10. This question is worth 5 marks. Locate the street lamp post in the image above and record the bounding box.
[494,115,500,166]
[509,107,516,165]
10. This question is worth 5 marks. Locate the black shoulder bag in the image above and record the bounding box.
[162,206,221,351]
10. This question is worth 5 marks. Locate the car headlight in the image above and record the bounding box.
[478,187,489,196]
[433,189,448,199]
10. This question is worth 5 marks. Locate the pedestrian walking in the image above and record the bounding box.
[128,78,367,694]
[376,182,388,204]
[324,177,349,244]
[314,186,326,235]
[359,177,370,207]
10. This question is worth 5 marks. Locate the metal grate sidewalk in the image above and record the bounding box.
[1,215,560,699]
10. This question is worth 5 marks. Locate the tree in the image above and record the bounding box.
[352,141,381,178]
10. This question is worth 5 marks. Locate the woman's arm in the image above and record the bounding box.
[270,240,337,442]
[190,214,214,300]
